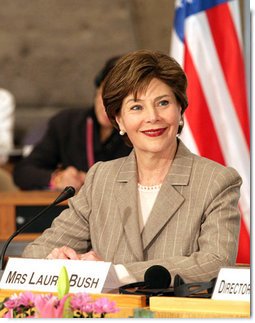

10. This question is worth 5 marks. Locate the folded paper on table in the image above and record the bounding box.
[0,257,122,294]
[212,267,250,302]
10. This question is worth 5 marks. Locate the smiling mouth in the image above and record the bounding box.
[141,128,167,137]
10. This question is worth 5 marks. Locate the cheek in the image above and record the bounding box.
[120,115,139,132]
[116,110,131,130]
[96,99,106,117]
[97,96,104,109]
[170,110,181,124]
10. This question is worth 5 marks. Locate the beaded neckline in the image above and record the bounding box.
[138,183,162,191]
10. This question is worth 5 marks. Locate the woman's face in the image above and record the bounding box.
[94,85,112,128]
[116,78,181,156]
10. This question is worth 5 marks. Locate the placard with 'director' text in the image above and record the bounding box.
[212,267,250,302]
[0,257,121,294]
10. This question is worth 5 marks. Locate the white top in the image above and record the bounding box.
[138,183,162,232]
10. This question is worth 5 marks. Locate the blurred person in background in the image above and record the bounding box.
[13,56,132,192]
[0,88,18,191]
[0,88,15,164]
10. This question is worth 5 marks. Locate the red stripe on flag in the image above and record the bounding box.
[206,3,250,148]
[184,46,226,164]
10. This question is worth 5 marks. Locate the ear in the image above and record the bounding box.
[115,115,125,131]
[178,105,182,122]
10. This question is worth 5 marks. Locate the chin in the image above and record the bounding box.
[140,146,165,154]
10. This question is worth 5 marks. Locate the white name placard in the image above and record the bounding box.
[0,257,121,294]
[212,267,250,302]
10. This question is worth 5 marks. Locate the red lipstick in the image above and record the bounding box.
[141,128,166,137]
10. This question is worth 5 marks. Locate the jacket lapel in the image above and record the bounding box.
[113,151,144,261]
[142,141,193,250]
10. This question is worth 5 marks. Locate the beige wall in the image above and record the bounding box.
[0,0,174,108]
[0,0,246,142]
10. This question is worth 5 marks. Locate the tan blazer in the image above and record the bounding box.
[22,140,242,283]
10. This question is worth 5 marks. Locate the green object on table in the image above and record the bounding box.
[132,308,155,318]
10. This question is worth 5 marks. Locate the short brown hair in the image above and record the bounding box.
[102,49,188,140]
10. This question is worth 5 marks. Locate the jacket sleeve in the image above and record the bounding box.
[21,162,99,258]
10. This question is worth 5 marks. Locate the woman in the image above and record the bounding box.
[22,50,242,284]
[13,56,131,191]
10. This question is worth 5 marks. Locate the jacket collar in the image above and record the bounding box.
[116,140,193,184]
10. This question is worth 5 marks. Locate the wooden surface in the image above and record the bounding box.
[0,288,250,318]
[0,191,68,242]
[150,296,250,318]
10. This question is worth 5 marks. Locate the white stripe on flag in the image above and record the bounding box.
[170,30,184,66]
[229,1,243,48]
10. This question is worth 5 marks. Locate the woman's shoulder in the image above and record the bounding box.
[192,153,242,185]
[178,140,241,183]
[86,151,134,180]
[50,107,89,123]
[47,108,93,135]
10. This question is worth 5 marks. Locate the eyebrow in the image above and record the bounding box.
[125,94,171,104]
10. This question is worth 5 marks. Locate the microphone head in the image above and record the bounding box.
[64,186,76,196]
[53,186,76,205]
[144,265,171,289]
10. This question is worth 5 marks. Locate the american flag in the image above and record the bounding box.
[171,0,250,263]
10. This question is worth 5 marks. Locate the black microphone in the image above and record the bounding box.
[144,265,171,289]
[0,186,75,272]
[119,265,172,303]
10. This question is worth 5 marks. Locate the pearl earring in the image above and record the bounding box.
[119,130,125,136]
[179,119,184,126]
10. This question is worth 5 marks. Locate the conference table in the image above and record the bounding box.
[0,190,250,318]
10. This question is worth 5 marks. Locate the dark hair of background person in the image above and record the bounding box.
[94,55,122,88]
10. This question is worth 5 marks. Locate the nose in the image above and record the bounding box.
[145,106,159,123]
